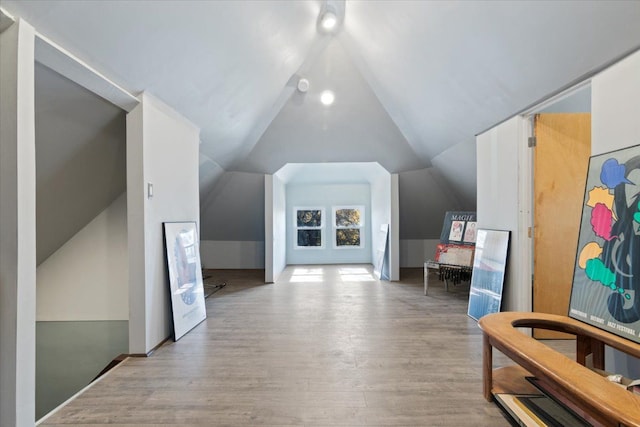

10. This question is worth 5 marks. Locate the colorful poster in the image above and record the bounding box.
[569,144,640,344]
[449,220,465,241]
[439,211,477,245]
[463,221,477,243]
[435,243,475,267]
[435,212,477,267]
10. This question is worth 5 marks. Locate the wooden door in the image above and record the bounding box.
[533,113,591,338]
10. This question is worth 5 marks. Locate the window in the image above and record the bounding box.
[294,207,324,249]
[333,206,364,248]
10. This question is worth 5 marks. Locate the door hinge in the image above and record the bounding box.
[528,114,537,148]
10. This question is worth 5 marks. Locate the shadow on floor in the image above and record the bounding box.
[203,268,268,296]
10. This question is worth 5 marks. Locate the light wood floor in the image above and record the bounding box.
[39,265,573,426]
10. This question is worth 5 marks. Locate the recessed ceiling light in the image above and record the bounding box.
[320,11,337,31]
[320,90,335,106]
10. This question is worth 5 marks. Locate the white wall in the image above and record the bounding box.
[431,141,478,209]
[200,171,265,241]
[200,240,264,269]
[370,171,401,279]
[199,152,224,203]
[591,50,640,378]
[264,173,287,282]
[397,167,464,267]
[369,173,400,280]
[286,183,372,265]
[370,172,391,270]
[36,193,128,321]
[127,92,200,354]
[264,175,274,282]
[199,170,265,270]
[476,116,532,313]
[592,53,640,156]
[0,18,36,427]
[126,97,146,354]
[400,239,440,267]
[389,174,400,280]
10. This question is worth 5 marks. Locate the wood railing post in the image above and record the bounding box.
[592,339,605,370]
[576,335,589,366]
[483,333,493,401]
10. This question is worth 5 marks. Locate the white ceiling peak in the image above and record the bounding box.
[276,162,388,185]
[236,37,425,174]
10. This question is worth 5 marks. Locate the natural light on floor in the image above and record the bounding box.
[339,267,376,282]
[291,267,324,282]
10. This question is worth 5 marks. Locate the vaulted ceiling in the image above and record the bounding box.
[3,0,640,246]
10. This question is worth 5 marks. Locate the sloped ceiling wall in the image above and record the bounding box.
[35,62,126,264]
[236,39,424,174]
[340,1,640,207]
[398,168,461,239]
[201,171,265,241]
[4,0,640,245]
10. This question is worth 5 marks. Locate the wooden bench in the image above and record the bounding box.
[478,312,640,427]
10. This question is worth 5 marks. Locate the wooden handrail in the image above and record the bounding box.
[479,312,640,427]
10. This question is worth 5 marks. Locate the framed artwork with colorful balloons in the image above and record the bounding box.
[569,144,640,344]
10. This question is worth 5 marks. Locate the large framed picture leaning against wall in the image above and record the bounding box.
[467,229,510,321]
[163,221,207,341]
[569,144,640,344]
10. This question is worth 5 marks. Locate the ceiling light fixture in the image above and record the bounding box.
[297,78,310,93]
[320,11,337,31]
[320,90,335,106]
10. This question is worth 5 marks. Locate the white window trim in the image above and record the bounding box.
[293,206,325,249]
[332,205,365,249]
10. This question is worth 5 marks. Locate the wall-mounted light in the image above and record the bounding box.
[320,90,335,106]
